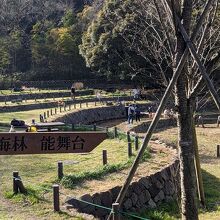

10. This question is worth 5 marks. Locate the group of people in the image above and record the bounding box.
[127,104,141,124]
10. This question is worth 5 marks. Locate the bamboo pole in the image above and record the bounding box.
[192,118,205,206]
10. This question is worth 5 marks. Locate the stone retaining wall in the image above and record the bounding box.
[0,90,93,102]
[131,118,177,133]
[0,96,134,113]
[67,159,180,220]
[54,103,158,125]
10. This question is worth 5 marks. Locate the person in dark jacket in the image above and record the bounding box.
[134,105,141,122]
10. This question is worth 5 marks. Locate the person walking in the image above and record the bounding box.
[134,105,141,122]
[71,85,76,100]
[128,104,135,124]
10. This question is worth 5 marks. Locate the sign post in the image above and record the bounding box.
[0,132,107,155]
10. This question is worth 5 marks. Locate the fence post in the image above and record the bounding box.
[60,106,62,113]
[135,135,139,151]
[127,131,131,142]
[86,102,88,107]
[112,203,120,220]
[74,103,76,109]
[69,105,71,111]
[55,108,57,115]
[13,171,19,194]
[50,109,53,116]
[217,116,220,127]
[58,162,63,179]
[44,112,46,119]
[80,102,82,108]
[217,145,220,158]
[53,184,60,212]
[93,124,96,131]
[114,127,118,138]
[128,142,132,157]
[72,123,74,131]
[106,127,109,133]
[103,150,108,165]
[64,105,66,111]
[47,110,50,118]
[95,101,97,106]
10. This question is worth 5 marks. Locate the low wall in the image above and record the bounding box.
[0,96,134,113]
[0,90,93,102]
[131,118,177,133]
[54,103,158,125]
[67,159,180,219]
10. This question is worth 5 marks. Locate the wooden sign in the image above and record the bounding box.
[0,132,107,155]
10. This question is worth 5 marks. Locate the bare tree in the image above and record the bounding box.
[106,0,220,219]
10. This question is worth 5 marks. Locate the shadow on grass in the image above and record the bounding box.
[4,186,51,204]
[200,154,219,164]
[202,169,220,212]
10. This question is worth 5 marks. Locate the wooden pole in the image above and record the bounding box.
[112,203,120,220]
[103,150,107,165]
[16,176,26,194]
[53,184,60,212]
[58,162,63,179]
[59,106,62,113]
[217,145,220,158]
[114,127,118,138]
[192,119,205,206]
[55,108,57,115]
[107,1,215,216]
[127,131,131,142]
[86,102,88,107]
[44,112,46,119]
[80,102,82,108]
[69,105,71,111]
[13,171,19,194]
[135,135,139,151]
[128,142,132,158]
[47,110,50,118]
[93,124,96,131]
[50,109,53,116]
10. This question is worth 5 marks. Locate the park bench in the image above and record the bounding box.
[37,128,59,132]
[27,122,65,132]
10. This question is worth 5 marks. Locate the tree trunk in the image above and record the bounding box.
[176,94,199,220]
[173,0,199,219]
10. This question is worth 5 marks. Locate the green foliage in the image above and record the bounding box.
[61,163,131,188]
[0,1,92,82]
[62,10,77,27]
[79,0,152,83]
[140,201,180,220]
[4,184,51,204]
[0,38,10,72]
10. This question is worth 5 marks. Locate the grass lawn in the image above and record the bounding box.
[0,130,150,219]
